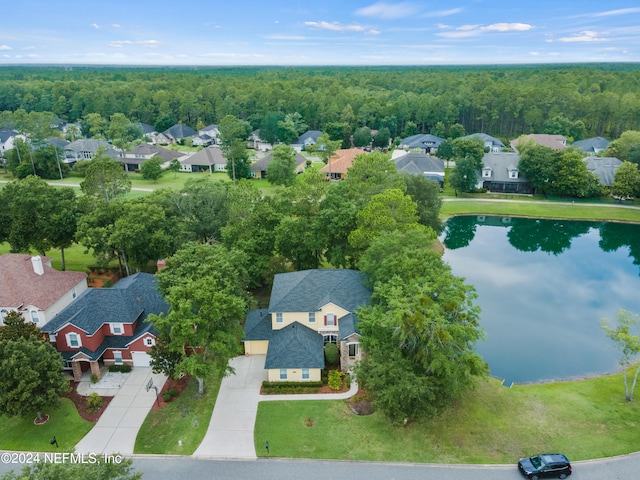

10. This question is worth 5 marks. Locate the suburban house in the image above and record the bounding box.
[510,134,567,152]
[572,136,610,154]
[291,130,322,152]
[41,273,168,381]
[0,254,87,327]
[319,148,369,180]
[135,122,157,139]
[248,129,272,151]
[120,144,186,171]
[193,133,214,147]
[250,151,307,179]
[477,152,534,194]
[0,128,24,156]
[392,151,445,187]
[198,124,220,144]
[398,133,444,154]
[155,124,197,145]
[460,133,505,152]
[180,145,227,173]
[63,138,119,165]
[243,269,371,382]
[584,156,623,186]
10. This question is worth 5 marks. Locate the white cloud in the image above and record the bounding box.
[354,2,420,19]
[558,31,608,43]
[423,8,463,18]
[367,29,381,35]
[530,51,540,56]
[91,23,100,29]
[437,22,533,38]
[593,7,640,17]
[304,21,365,32]
[263,35,307,40]
[108,40,160,48]
[112,24,121,28]
[0,45,12,51]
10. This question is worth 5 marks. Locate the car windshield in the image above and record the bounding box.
[530,455,543,468]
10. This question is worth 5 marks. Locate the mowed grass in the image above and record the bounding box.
[441,200,640,223]
[255,373,640,464]
[0,399,93,452]
[0,241,110,273]
[134,371,223,455]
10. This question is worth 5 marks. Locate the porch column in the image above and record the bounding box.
[71,361,83,382]
[90,361,101,380]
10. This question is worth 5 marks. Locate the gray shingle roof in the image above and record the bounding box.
[268,269,371,314]
[41,273,168,335]
[264,322,324,369]
[0,128,18,143]
[394,152,444,177]
[584,156,622,186]
[480,152,529,184]
[181,145,227,166]
[250,151,307,172]
[293,130,322,145]
[243,308,272,341]
[460,133,504,147]
[572,136,610,154]
[162,124,197,140]
[399,134,444,150]
[136,123,157,134]
[338,313,361,340]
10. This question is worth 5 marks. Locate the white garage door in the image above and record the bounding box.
[131,351,151,367]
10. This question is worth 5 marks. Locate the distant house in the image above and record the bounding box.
[135,123,157,138]
[243,269,371,381]
[198,124,220,144]
[572,137,610,155]
[0,254,87,327]
[0,128,24,156]
[63,138,119,165]
[120,144,186,171]
[248,129,272,151]
[583,156,622,186]
[45,137,70,151]
[510,134,567,152]
[393,151,445,187]
[478,152,533,194]
[250,151,307,179]
[180,145,227,173]
[156,124,197,145]
[291,130,322,152]
[460,133,505,152]
[41,273,168,381]
[193,134,213,147]
[398,134,444,154]
[319,148,369,180]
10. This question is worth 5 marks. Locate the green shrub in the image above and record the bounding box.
[345,374,352,388]
[86,393,103,413]
[324,343,339,364]
[162,391,172,402]
[90,374,99,384]
[168,387,179,398]
[108,364,132,373]
[71,159,92,177]
[328,370,344,391]
[261,381,323,394]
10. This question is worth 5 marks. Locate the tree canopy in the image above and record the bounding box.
[80,158,131,202]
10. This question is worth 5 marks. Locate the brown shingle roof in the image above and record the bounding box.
[511,134,567,151]
[319,148,369,175]
[0,254,87,310]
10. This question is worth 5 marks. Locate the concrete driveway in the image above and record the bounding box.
[75,367,167,455]
[193,354,267,459]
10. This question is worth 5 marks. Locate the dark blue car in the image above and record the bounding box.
[518,453,572,479]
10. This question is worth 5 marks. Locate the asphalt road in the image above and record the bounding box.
[3,454,638,480]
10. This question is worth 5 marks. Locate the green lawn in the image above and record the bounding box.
[441,200,640,223]
[0,399,93,452]
[134,371,223,455]
[255,373,640,464]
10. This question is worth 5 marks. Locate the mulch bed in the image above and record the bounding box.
[65,381,114,423]
[150,375,190,410]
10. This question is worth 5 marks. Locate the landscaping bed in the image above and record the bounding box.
[65,382,113,423]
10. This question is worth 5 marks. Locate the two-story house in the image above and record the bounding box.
[478,152,534,194]
[0,254,87,327]
[41,273,168,381]
[243,269,371,382]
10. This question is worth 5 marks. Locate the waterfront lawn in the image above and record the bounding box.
[254,373,640,464]
[0,399,93,452]
[441,200,640,223]
[134,370,223,455]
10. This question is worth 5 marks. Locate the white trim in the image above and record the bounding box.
[66,332,82,348]
[112,350,123,365]
[110,323,125,335]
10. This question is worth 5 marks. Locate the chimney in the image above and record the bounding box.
[31,256,44,276]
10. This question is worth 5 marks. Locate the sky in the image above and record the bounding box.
[1,1,640,66]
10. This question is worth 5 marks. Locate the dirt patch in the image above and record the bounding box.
[87,269,120,288]
[348,389,375,415]
[65,382,113,423]
[150,375,190,410]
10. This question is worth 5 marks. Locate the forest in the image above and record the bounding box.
[1,64,640,141]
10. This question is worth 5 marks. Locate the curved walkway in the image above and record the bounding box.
[193,355,359,459]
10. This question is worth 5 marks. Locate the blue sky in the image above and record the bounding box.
[2,1,640,65]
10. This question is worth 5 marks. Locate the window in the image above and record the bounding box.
[279,369,287,380]
[110,323,124,335]
[48,333,57,343]
[509,169,519,179]
[324,313,336,326]
[113,351,123,365]
[302,368,310,380]
[348,343,359,357]
[66,332,81,348]
[30,310,39,323]
[482,168,492,178]
[0,309,7,325]
[71,287,77,299]
[323,334,338,345]
[275,312,283,324]
[308,312,316,324]
[145,337,155,347]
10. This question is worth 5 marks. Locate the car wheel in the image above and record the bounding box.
[559,475,567,479]
[530,476,538,480]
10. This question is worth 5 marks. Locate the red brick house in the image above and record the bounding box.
[41,273,168,381]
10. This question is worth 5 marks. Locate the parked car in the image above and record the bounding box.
[518,453,572,479]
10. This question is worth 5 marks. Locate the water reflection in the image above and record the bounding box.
[441,216,640,384]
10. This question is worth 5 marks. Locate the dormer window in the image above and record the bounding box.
[110,323,124,335]
[30,310,40,323]
[509,169,519,179]
[482,168,492,178]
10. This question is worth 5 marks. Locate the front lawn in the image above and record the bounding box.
[134,370,223,455]
[254,373,640,463]
[0,399,93,452]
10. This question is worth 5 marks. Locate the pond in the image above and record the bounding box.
[441,216,640,384]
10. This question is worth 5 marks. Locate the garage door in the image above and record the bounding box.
[131,351,151,367]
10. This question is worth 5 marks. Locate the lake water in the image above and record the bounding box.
[441,216,640,384]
